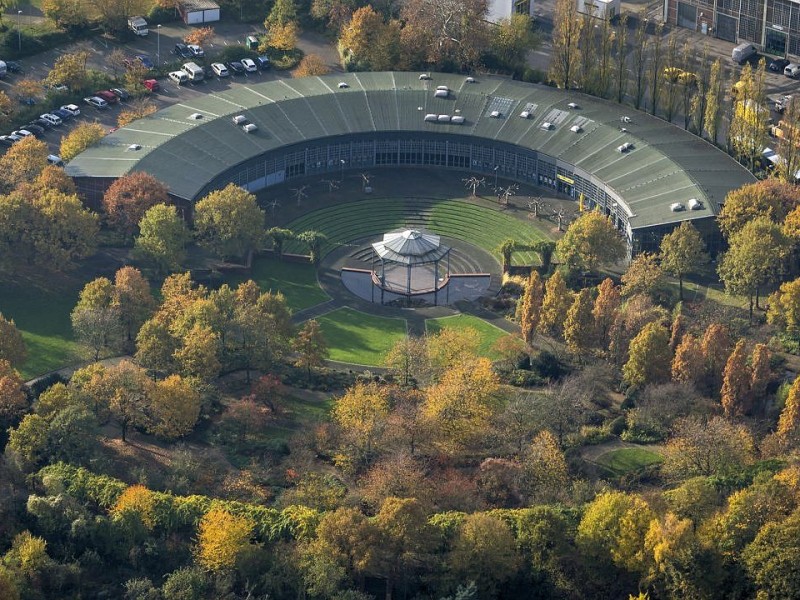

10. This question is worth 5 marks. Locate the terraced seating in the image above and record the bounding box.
[283,198,551,266]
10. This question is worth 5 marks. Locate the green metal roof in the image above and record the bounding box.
[66,71,755,230]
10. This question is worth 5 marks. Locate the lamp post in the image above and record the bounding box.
[493,165,499,190]
[340,158,345,181]
[17,11,22,54]
[157,24,162,66]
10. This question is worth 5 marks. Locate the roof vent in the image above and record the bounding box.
[541,122,553,130]
[242,123,257,133]
[617,142,633,152]
[436,85,448,91]
[424,113,437,122]
[451,115,465,124]
[621,116,632,123]
[520,110,530,119]
[568,102,579,109]
[434,89,448,98]
[620,127,628,133]
[490,110,501,118]
[670,202,685,212]
[232,115,247,125]
[127,144,141,151]
[688,198,702,210]
[337,82,348,89]
[570,125,582,133]
[437,114,451,122]
[189,113,203,120]
[466,76,475,83]
[419,73,431,80]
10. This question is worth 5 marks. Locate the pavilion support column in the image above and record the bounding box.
[446,250,451,304]
[434,260,439,306]
[371,249,375,304]
[407,264,412,307]
[381,258,385,305]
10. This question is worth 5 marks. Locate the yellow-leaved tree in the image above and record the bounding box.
[195,508,254,572]
[111,484,156,529]
[150,375,202,440]
[332,381,390,467]
[60,122,105,162]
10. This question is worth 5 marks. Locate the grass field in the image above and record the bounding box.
[227,257,328,311]
[426,314,506,360]
[595,447,664,476]
[283,198,552,266]
[316,307,407,366]
[0,276,83,380]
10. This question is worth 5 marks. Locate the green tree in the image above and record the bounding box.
[0,313,26,368]
[267,227,294,259]
[150,375,202,440]
[623,322,672,388]
[294,319,329,379]
[777,375,800,445]
[497,239,517,272]
[135,319,178,375]
[173,324,220,381]
[703,58,723,143]
[659,222,707,300]
[768,277,800,338]
[0,360,27,433]
[538,271,573,337]
[193,184,265,261]
[71,277,123,361]
[448,513,520,597]
[265,0,298,27]
[6,413,49,470]
[743,508,800,597]
[47,405,98,465]
[297,230,327,267]
[491,14,539,74]
[564,287,595,354]
[718,216,789,319]
[134,204,190,274]
[556,211,625,273]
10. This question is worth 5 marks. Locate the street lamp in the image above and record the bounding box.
[493,165,499,189]
[340,158,345,181]
[17,11,22,54]
[156,24,162,66]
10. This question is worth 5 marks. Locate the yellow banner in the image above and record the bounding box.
[556,174,575,185]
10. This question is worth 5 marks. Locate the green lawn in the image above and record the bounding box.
[595,447,664,476]
[0,277,83,380]
[227,257,328,311]
[283,198,553,266]
[316,307,407,366]
[426,314,506,360]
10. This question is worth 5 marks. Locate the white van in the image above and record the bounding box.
[169,71,188,85]
[732,43,757,64]
[182,62,204,82]
[786,63,800,78]
[0,61,6,78]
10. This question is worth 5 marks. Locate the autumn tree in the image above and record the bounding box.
[538,271,573,337]
[332,382,390,467]
[196,508,254,572]
[703,59,724,143]
[524,430,569,503]
[776,375,800,446]
[718,216,789,319]
[670,333,704,387]
[631,12,650,110]
[338,5,400,71]
[112,484,156,529]
[43,0,89,29]
[593,278,621,348]
[384,336,427,387]
[103,360,154,442]
[0,360,27,433]
[423,358,502,455]
[134,204,190,274]
[292,54,331,77]
[71,277,123,360]
[662,415,755,478]
[623,321,671,388]
[621,252,665,299]
[491,14,539,74]
[44,50,89,89]
[60,122,105,162]
[718,179,799,240]
[0,136,48,191]
[768,277,800,338]
[729,60,769,170]
[564,287,595,355]
[150,375,202,440]
[117,98,157,127]
[518,270,544,346]
[556,211,625,273]
[102,172,170,238]
[701,323,733,395]
[265,0,298,27]
[294,319,328,378]
[448,513,520,597]
[750,344,772,409]
[184,26,214,47]
[776,96,800,183]
[720,339,751,417]
[0,314,26,368]
[193,184,265,261]
[743,509,800,598]
[549,0,582,89]
[173,324,220,381]
[135,319,178,375]
[426,327,481,381]
[659,221,707,300]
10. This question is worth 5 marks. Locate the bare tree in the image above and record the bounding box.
[614,13,629,104]
[463,176,486,197]
[291,185,309,207]
[321,179,339,195]
[549,0,583,89]
[499,184,519,206]
[663,33,681,123]
[268,198,281,214]
[691,45,712,135]
[597,15,615,99]
[555,205,568,231]
[527,196,547,219]
[648,21,665,115]
[360,172,371,192]
[631,14,650,110]
[777,96,800,183]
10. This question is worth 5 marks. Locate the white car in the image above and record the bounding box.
[84,96,108,109]
[187,44,204,58]
[168,71,188,85]
[60,104,80,116]
[211,62,229,77]
[241,58,257,73]
[11,129,33,138]
[40,113,62,126]
[47,154,64,166]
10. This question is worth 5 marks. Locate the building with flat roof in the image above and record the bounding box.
[66,72,755,256]
[487,0,535,23]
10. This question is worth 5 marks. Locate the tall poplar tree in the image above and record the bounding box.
[549,0,582,89]
[538,271,573,337]
[703,59,724,144]
[564,288,595,355]
[519,271,544,347]
[720,339,751,417]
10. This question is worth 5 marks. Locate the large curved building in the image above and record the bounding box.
[66,71,755,255]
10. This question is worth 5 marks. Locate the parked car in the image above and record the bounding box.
[256,55,271,70]
[785,63,800,78]
[84,96,108,109]
[211,62,229,77]
[60,104,81,116]
[11,129,33,139]
[22,123,44,136]
[110,88,130,101]
[5,60,22,73]
[143,79,160,92]
[95,90,118,104]
[241,58,257,73]
[228,61,245,75]
[0,135,16,147]
[187,44,204,58]
[52,108,73,121]
[39,113,62,126]
[135,55,154,69]
[32,117,53,129]
[168,71,188,85]
[769,57,791,72]
[173,43,193,59]
[6,133,23,142]
[47,154,64,166]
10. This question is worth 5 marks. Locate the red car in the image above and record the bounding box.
[143,79,160,92]
[95,90,118,104]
